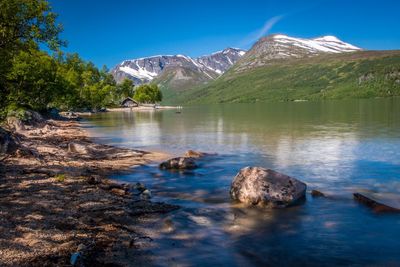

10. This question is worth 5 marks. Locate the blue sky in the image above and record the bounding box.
[49,0,400,68]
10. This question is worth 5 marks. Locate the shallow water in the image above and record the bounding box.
[84,98,400,266]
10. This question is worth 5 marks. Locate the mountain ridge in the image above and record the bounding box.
[110,47,246,85]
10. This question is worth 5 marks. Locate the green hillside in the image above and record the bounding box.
[154,65,216,102]
[162,50,400,104]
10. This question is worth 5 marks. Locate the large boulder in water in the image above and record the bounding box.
[230,167,307,208]
[159,157,197,170]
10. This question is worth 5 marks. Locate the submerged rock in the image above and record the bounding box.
[135,182,146,192]
[159,157,197,170]
[184,150,216,158]
[311,190,325,197]
[184,150,206,158]
[230,167,307,208]
[354,192,400,212]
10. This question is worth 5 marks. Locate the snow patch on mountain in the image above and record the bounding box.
[119,66,158,80]
[273,34,361,53]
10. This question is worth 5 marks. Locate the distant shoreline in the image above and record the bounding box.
[107,105,182,112]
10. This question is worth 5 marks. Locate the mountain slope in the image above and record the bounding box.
[167,50,400,104]
[234,34,361,72]
[110,48,246,85]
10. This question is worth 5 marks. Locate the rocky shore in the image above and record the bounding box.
[0,113,178,266]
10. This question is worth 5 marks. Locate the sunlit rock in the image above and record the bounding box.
[230,167,306,207]
[6,117,25,132]
[184,150,216,158]
[184,150,206,158]
[68,142,90,155]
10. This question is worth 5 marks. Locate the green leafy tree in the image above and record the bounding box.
[133,84,162,104]
[0,0,64,113]
[118,79,135,98]
[0,0,122,117]
[0,0,64,51]
[6,48,63,111]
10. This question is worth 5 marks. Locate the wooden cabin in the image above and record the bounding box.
[121,97,139,107]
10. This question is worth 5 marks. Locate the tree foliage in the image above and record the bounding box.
[0,0,64,51]
[117,79,135,98]
[0,0,129,117]
[133,84,162,103]
[6,48,60,110]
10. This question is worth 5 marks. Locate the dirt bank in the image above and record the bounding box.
[0,117,178,266]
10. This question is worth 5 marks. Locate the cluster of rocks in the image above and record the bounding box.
[85,175,152,201]
[158,150,400,212]
[158,151,308,208]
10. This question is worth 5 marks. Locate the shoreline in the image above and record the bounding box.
[59,105,183,117]
[0,116,178,266]
[107,105,182,112]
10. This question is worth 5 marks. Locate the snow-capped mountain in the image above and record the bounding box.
[196,48,246,75]
[235,34,362,71]
[111,48,246,84]
[111,34,362,92]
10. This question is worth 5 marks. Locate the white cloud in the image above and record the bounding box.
[238,15,284,48]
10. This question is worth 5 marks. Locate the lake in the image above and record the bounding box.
[83,98,400,266]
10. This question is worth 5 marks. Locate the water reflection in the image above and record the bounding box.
[85,98,400,266]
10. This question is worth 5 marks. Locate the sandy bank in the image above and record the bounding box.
[0,117,178,266]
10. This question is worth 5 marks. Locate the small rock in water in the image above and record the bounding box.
[184,150,216,158]
[135,182,146,192]
[162,218,175,233]
[311,190,325,197]
[184,150,205,158]
[354,192,400,212]
[159,157,197,170]
[230,167,307,208]
[141,189,152,200]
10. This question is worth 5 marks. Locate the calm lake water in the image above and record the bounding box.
[84,98,400,266]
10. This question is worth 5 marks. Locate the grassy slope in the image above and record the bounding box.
[154,66,217,104]
[162,50,400,104]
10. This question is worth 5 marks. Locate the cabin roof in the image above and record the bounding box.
[121,97,138,104]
